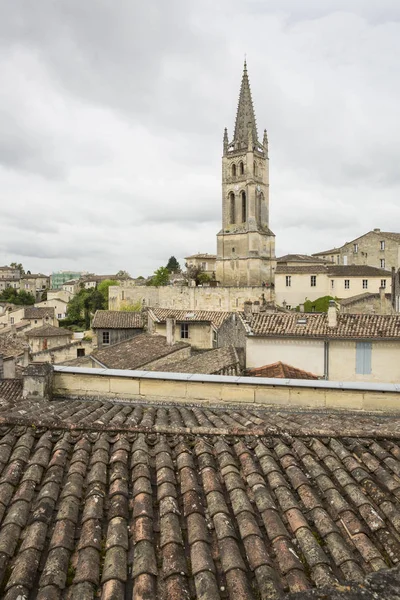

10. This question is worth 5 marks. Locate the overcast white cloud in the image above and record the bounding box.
[1,0,400,276]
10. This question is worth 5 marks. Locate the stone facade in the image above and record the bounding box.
[109,284,272,313]
[216,62,276,287]
[313,228,400,271]
[275,265,391,308]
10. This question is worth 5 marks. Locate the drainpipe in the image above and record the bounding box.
[324,340,329,380]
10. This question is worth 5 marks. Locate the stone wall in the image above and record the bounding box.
[109,285,273,312]
[53,368,400,412]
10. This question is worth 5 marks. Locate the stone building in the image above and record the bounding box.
[184,253,216,278]
[313,228,400,271]
[215,62,276,287]
[275,264,391,309]
[92,310,144,348]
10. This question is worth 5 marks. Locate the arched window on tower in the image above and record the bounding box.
[231,164,236,177]
[241,191,246,223]
[239,161,244,176]
[253,161,258,177]
[229,192,235,224]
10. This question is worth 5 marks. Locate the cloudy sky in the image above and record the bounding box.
[1,1,400,277]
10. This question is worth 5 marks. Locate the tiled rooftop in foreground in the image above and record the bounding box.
[0,381,399,598]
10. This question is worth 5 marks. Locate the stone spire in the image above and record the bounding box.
[223,127,228,154]
[233,60,258,151]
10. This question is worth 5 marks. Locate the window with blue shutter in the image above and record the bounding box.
[356,342,372,374]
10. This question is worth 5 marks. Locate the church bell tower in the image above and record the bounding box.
[215,61,276,287]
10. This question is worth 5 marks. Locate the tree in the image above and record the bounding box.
[10,262,25,275]
[149,267,170,287]
[0,287,35,305]
[296,296,338,313]
[166,256,181,273]
[120,300,142,312]
[97,280,119,308]
[116,270,130,278]
[197,272,211,285]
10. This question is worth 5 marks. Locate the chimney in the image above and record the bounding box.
[23,347,30,368]
[252,301,260,314]
[327,300,338,328]
[3,357,16,379]
[379,286,386,314]
[166,318,176,346]
[299,303,305,313]
[243,301,252,320]
[23,363,53,400]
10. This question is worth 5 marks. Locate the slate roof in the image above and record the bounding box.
[23,307,55,320]
[247,362,319,380]
[0,334,26,359]
[328,266,389,277]
[277,255,328,264]
[148,345,240,375]
[275,265,389,277]
[149,308,231,329]
[340,293,391,307]
[276,265,328,275]
[91,334,190,370]
[246,312,400,339]
[92,310,143,330]
[26,325,72,338]
[0,386,399,597]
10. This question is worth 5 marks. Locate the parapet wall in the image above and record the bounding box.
[108,284,273,312]
[53,367,400,412]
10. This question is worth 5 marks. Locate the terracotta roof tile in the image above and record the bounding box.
[247,362,319,379]
[0,388,397,596]
[92,310,143,329]
[149,308,231,329]
[26,325,72,338]
[148,345,240,375]
[23,307,55,320]
[92,334,190,370]
[246,312,400,339]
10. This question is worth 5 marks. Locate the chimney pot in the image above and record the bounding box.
[327,300,338,328]
[166,318,176,346]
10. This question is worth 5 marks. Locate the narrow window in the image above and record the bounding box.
[10,317,14,324]
[336,255,340,264]
[253,161,257,176]
[229,192,235,224]
[381,279,386,288]
[310,275,316,287]
[241,191,246,222]
[213,330,218,347]
[102,331,110,345]
[180,323,189,339]
[356,342,372,374]
[232,247,235,253]
[362,279,368,289]
[286,276,291,287]
[344,279,350,289]
[380,259,385,269]
[380,240,385,250]
[231,163,236,177]
[354,243,358,254]
[331,280,334,289]
[239,161,244,175]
